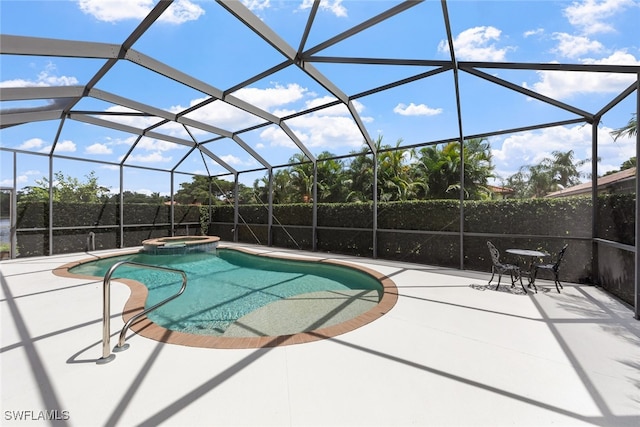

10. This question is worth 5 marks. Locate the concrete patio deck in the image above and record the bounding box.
[1,244,639,426]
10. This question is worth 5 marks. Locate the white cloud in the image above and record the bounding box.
[91,84,370,159]
[52,140,77,153]
[564,0,637,35]
[17,138,46,150]
[242,0,271,12]
[85,143,113,155]
[163,0,205,24]
[219,154,248,166]
[393,103,442,117]
[284,113,365,150]
[301,95,341,112]
[108,135,138,147]
[181,98,265,133]
[300,0,347,17]
[260,126,297,149]
[257,95,374,151]
[126,152,172,163]
[233,83,308,111]
[491,124,635,181]
[0,62,78,88]
[19,138,75,154]
[1,171,39,187]
[524,28,544,38]
[77,0,204,24]
[524,51,640,99]
[136,137,181,152]
[551,33,604,58]
[97,106,189,138]
[438,26,514,61]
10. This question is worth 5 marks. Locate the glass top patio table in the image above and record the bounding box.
[506,249,550,291]
[506,249,549,258]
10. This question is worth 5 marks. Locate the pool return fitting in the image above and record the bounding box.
[97,261,188,364]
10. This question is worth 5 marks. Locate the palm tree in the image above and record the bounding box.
[288,153,314,202]
[413,142,459,199]
[548,150,587,189]
[344,147,374,202]
[315,151,347,203]
[412,137,494,200]
[459,137,495,199]
[611,113,638,141]
[252,169,295,205]
[506,149,587,198]
[345,135,416,202]
[377,138,417,201]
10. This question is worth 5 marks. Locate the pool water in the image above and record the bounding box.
[71,249,383,336]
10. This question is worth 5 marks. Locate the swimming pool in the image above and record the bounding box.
[65,247,397,347]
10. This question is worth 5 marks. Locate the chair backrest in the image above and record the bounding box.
[553,244,569,270]
[487,241,501,266]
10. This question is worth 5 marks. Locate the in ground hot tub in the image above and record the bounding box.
[141,236,220,255]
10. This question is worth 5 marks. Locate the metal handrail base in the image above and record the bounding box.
[97,354,116,364]
[98,260,188,365]
[113,343,129,352]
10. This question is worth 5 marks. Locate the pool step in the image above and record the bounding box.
[223,289,379,338]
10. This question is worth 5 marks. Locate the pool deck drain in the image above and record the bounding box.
[223,289,380,337]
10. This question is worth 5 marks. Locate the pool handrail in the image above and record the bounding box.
[98,260,188,365]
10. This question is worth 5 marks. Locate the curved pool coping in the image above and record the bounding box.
[141,235,220,246]
[54,246,398,349]
[141,235,220,253]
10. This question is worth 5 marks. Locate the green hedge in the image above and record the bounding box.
[15,202,201,256]
[13,195,636,305]
[210,195,633,244]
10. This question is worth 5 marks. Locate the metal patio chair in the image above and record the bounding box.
[531,244,568,293]
[487,241,525,293]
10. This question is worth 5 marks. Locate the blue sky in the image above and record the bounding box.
[1,0,639,196]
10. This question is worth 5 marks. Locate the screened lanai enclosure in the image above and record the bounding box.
[0,0,639,317]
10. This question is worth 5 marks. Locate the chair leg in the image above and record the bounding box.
[517,272,527,294]
[489,267,496,285]
[554,272,563,293]
[529,268,538,293]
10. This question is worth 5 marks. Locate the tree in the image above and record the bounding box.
[345,135,418,202]
[547,150,587,188]
[344,146,374,203]
[252,169,295,205]
[377,138,417,202]
[620,156,636,170]
[174,175,239,205]
[288,153,314,203]
[603,156,636,176]
[18,171,110,203]
[412,137,495,200]
[315,151,348,203]
[506,150,587,198]
[610,113,638,141]
[458,137,495,200]
[120,191,166,204]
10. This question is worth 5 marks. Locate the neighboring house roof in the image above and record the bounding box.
[545,167,636,198]
[487,185,515,196]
